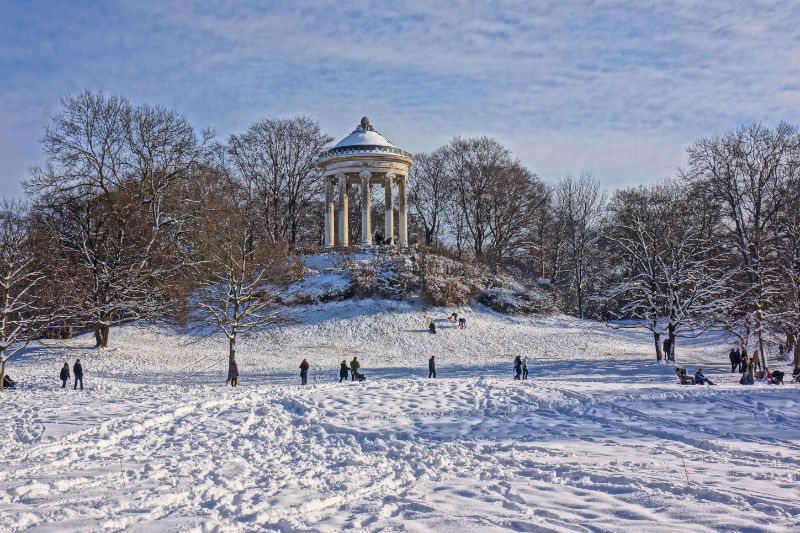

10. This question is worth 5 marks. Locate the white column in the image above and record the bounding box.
[337,173,348,247]
[398,175,408,248]
[360,171,372,246]
[384,173,395,246]
[324,176,334,248]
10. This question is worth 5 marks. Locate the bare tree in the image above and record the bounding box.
[227,117,332,247]
[189,173,289,372]
[26,90,204,346]
[409,148,451,247]
[0,200,45,391]
[683,122,800,370]
[554,173,607,318]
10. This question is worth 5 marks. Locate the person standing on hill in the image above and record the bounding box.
[522,356,529,380]
[513,355,522,380]
[299,359,310,385]
[429,321,437,334]
[350,357,361,381]
[226,360,239,387]
[428,355,436,378]
[60,362,70,388]
[73,359,83,390]
[339,360,350,382]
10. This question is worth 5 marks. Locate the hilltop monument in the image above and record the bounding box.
[319,117,413,248]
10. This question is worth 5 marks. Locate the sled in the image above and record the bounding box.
[354,371,366,382]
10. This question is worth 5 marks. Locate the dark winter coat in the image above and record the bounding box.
[60,367,70,380]
[429,357,436,371]
[340,363,349,378]
[73,363,83,378]
[227,362,239,380]
[513,356,522,371]
[299,361,309,376]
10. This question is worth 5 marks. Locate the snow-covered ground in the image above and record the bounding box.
[2,300,799,532]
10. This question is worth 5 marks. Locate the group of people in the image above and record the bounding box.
[59,359,83,389]
[728,348,763,374]
[513,355,529,380]
[675,367,715,385]
[337,357,364,383]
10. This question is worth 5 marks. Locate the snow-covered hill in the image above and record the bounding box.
[2,300,799,532]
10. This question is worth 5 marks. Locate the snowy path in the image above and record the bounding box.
[2,304,799,531]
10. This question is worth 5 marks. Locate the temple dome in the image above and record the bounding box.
[320,116,411,161]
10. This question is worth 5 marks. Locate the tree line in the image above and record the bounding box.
[1,91,799,389]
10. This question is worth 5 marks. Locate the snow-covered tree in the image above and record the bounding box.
[683,122,800,370]
[606,180,729,361]
[0,201,45,391]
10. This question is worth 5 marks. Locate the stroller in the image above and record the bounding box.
[768,370,784,385]
[675,367,694,385]
[353,371,366,382]
[3,375,17,389]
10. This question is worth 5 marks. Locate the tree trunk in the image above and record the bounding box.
[95,324,110,348]
[654,332,663,361]
[229,336,236,365]
[0,358,6,392]
[667,324,676,361]
[794,342,800,368]
[758,329,767,372]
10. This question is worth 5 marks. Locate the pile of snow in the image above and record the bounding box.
[2,300,799,532]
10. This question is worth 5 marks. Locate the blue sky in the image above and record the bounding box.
[2,0,800,197]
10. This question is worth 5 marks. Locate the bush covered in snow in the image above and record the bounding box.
[279,251,561,315]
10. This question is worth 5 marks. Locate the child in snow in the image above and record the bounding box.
[339,360,350,382]
[458,318,466,329]
[299,359,309,385]
[226,360,239,387]
[429,321,437,334]
[73,359,83,390]
[60,362,70,388]
[513,355,522,380]
[428,355,436,378]
[522,356,528,380]
[693,369,714,385]
[350,357,361,381]
[448,312,458,321]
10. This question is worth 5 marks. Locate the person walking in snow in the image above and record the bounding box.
[522,356,529,380]
[60,362,70,388]
[429,320,437,334]
[226,360,239,387]
[73,359,83,390]
[458,318,466,329]
[299,359,310,385]
[448,311,458,322]
[428,355,436,378]
[339,360,350,382]
[350,357,361,381]
[513,355,522,380]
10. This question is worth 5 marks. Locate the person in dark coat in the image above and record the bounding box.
[226,360,239,387]
[729,349,740,373]
[448,312,458,321]
[339,360,350,382]
[73,359,83,390]
[428,355,436,378]
[60,362,70,388]
[513,355,522,380]
[299,359,310,385]
[458,318,466,329]
[429,321,437,334]
[350,357,361,381]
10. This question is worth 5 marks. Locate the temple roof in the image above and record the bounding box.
[320,116,412,162]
